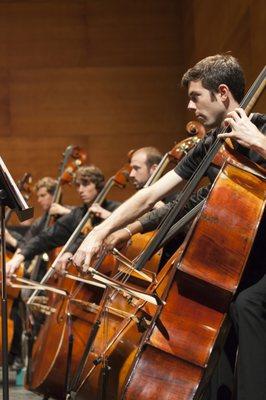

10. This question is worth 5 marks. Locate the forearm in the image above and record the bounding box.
[125,220,143,235]
[6,233,18,249]
[20,221,72,259]
[93,187,156,237]
[93,170,182,238]
[73,170,183,269]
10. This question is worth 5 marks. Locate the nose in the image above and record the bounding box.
[129,169,136,179]
[187,100,196,111]
[77,184,84,194]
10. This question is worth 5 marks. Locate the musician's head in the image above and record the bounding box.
[35,177,57,211]
[129,147,162,189]
[182,54,245,129]
[75,165,105,204]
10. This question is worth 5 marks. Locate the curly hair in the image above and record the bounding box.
[75,165,105,191]
[34,177,57,195]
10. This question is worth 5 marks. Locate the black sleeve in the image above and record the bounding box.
[183,185,211,212]
[20,208,82,260]
[17,215,46,248]
[138,203,174,233]
[174,132,216,180]
[67,200,121,254]
[67,233,86,254]
[138,185,211,233]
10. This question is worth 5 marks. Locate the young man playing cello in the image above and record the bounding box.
[6,165,120,277]
[6,176,70,370]
[73,54,266,400]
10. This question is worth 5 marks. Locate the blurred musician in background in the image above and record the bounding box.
[6,165,120,278]
[7,176,71,371]
[129,146,163,189]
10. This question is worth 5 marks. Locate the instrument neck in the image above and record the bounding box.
[144,154,170,187]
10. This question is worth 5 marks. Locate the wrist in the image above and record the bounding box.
[103,210,111,219]
[16,253,25,263]
[123,226,133,239]
[93,224,110,238]
[10,237,18,248]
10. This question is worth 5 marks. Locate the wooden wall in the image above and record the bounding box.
[180,0,266,121]
[0,0,264,218]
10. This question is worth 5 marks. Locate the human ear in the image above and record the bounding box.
[218,84,229,101]
[150,164,158,174]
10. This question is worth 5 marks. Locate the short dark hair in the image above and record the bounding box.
[75,165,105,191]
[132,147,163,169]
[181,54,245,103]
[35,177,57,195]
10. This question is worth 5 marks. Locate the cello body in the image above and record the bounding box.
[27,256,116,399]
[74,159,265,399]
[0,257,24,362]
[27,232,162,399]
[27,128,203,397]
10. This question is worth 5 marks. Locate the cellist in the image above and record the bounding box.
[217,111,266,400]
[6,176,71,371]
[5,176,71,257]
[128,146,163,190]
[88,146,163,219]
[53,147,163,273]
[6,165,120,277]
[5,165,120,375]
[73,54,266,400]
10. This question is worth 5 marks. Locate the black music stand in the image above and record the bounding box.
[0,157,33,400]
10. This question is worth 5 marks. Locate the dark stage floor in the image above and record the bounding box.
[0,386,40,399]
[0,368,41,399]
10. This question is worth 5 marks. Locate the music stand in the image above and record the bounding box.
[0,157,33,400]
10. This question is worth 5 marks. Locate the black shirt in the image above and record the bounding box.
[20,199,120,260]
[174,113,266,181]
[138,113,266,234]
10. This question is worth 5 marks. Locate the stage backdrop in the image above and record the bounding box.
[0,0,264,217]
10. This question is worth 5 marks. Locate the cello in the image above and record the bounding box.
[70,67,265,399]
[125,121,206,263]
[0,172,33,361]
[62,122,208,398]
[22,145,87,294]
[20,161,132,399]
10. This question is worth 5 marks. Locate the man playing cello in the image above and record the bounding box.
[73,54,266,400]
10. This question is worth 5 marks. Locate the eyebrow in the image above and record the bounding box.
[75,179,90,184]
[188,90,200,98]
